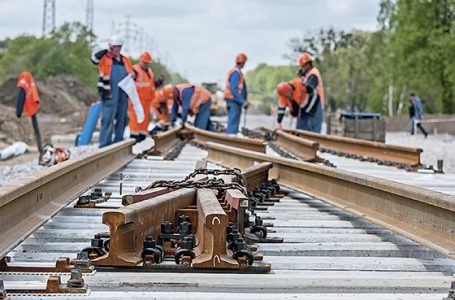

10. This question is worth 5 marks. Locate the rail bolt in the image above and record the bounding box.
[73,251,91,268]
[161,221,174,234]
[250,225,267,239]
[269,179,280,193]
[76,195,91,205]
[174,248,195,265]
[178,221,193,235]
[142,236,164,264]
[444,281,455,300]
[80,238,107,259]
[0,280,6,300]
[226,222,236,235]
[67,269,85,288]
[178,214,191,225]
[233,239,254,266]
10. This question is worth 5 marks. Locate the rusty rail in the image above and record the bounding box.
[285,129,422,169]
[192,189,239,269]
[187,125,266,153]
[92,189,195,266]
[274,130,319,161]
[206,142,455,259]
[0,139,135,259]
[149,127,181,155]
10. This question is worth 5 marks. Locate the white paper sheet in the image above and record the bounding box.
[118,74,145,123]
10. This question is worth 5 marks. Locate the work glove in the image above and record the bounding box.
[155,75,164,88]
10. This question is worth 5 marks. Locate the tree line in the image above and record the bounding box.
[0,22,186,92]
[247,0,455,115]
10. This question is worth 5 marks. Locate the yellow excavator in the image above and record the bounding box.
[201,82,226,116]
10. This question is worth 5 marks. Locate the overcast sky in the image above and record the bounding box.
[0,0,381,84]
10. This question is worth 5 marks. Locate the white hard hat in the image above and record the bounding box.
[109,35,123,46]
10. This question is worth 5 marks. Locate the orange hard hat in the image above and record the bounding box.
[162,84,175,99]
[140,51,152,64]
[276,82,292,97]
[236,53,248,64]
[299,52,313,67]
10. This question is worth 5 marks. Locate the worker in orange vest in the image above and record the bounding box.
[297,52,325,133]
[128,51,164,143]
[16,71,42,151]
[162,83,213,131]
[224,53,248,134]
[149,88,171,134]
[275,78,309,130]
[90,35,133,147]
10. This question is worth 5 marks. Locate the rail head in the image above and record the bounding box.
[187,124,267,153]
[275,130,319,161]
[150,128,181,155]
[206,141,455,258]
[0,139,135,259]
[285,129,422,167]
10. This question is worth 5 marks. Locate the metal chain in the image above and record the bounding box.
[136,177,247,197]
[184,168,246,187]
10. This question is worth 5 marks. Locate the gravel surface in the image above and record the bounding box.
[386,132,455,174]
[0,145,98,187]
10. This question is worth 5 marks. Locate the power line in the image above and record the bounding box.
[42,0,56,36]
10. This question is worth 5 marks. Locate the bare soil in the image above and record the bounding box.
[0,75,97,146]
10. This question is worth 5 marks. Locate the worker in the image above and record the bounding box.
[128,51,164,143]
[297,52,325,133]
[163,83,213,131]
[275,78,308,130]
[408,92,428,138]
[149,88,171,134]
[90,35,133,148]
[16,71,42,152]
[224,53,248,134]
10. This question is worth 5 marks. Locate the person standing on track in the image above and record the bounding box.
[275,78,308,130]
[297,52,325,133]
[224,53,248,134]
[128,51,164,143]
[162,83,214,131]
[90,35,133,148]
[408,92,429,138]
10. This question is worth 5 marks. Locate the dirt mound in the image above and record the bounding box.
[0,104,36,145]
[0,75,98,116]
[0,75,96,146]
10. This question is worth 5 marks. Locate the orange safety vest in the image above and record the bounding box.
[224,66,244,100]
[151,89,170,122]
[278,78,307,117]
[133,64,155,101]
[303,67,325,105]
[97,54,133,99]
[176,83,212,114]
[16,71,40,118]
[128,64,154,134]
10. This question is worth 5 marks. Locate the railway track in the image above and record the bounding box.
[1,129,455,299]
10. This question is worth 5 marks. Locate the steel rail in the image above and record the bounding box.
[274,130,319,161]
[206,142,455,259]
[187,125,266,153]
[93,189,196,266]
[149,127,181,155]
[192,189,239,269]
[284,129,422,168]
[0,139,135,259]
